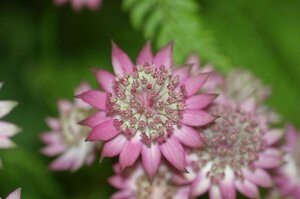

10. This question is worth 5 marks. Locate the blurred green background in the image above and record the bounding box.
[0,0,299,198]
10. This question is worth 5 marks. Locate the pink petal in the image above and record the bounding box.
[50,149,77,171]
[86,0,102,10]
[136,41,153,65]
[182,73,211,97]
[87,119,119,141]
[242,168,272,188]
[119,137,142,169]
[77,90,107,110]
[46,117,60,131]
[141,144,161,178]
[0,121,20,137]
[186,53,200,75]
[174,125,203,148]
[219,167,236,199]
[40,132,60,144]
[6,188,21,199]
[186,94,217,109]
[108,175,126,189]
[182,110,215,127]
[57,100,72,113]
[209,185,222,199]
[111,190,132,199]
[112,42,133,75]
[41,144,65,156]
[255,154,282,169]
[286,124,298,150]
[93,69,115,93]
[0,138,15,149]
[153,42,173,68]
[79,112,110,128]
[190,167,211,196]
[264,129,283,146]
[0,101,17,118]
[174,186,190,199]
[173,66,190,82]
[160,136,186,171]
[172,173,190,185]
[101,135,127,159]
[235,179,259,199]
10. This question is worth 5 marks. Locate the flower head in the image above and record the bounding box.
[54,0,102,11]
[41,83,98,171]
[5,188,21,199]
[78,42,216,177]
[183,71,284,198]
[0,82,19,167]
[274,125,300,198]
[109,163,190,199]
[187,102,283,198]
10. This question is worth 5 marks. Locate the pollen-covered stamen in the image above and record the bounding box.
[136,169,177,199]
[107,63,186,145]
[191,105,267,184]
[60,108,90,145]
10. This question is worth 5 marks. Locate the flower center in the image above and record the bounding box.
[61,108,90,145]
[191,105,266,183]
[136,169,177,199]
[107,64,186,145]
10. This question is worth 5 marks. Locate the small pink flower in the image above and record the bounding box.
[183,75,283,199]
[78,42,216,177]
[5,188,21,199]
[0,82,19,167]
[41,83,98,171]
[185,53,224,92]
[54,0,102,11]
[108,163,190,199]
[274,125,300,198]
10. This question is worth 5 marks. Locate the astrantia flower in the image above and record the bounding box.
[78,42,216,177]
[274,125,300,198]
[54,0,102,11]
[0,82,19,167]
[185,97,283,198]
[108,163,190,199]
[41,83,98,171]
[4,188,21,199]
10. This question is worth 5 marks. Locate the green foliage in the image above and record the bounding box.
[200,0,300,126]
[123,0,232,72]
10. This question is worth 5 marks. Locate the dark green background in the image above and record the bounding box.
[0,0,299,198]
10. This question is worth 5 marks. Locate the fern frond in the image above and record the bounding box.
[123,0,232,72]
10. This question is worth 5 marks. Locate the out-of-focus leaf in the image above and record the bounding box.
[123,0,232,72]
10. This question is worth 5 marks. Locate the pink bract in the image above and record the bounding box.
[108,163,190,199]
[54,0,102,11]
[78,42,216,177]
[0,82,19,167]
[274,125,300,198]
[5,188,21,199]
[41,83,98,171]
[179,69,284,198]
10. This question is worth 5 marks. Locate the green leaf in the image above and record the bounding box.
[123,0,232,72]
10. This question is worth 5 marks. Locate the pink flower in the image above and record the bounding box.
[78,42,216,177]
[184,91,283,198]
[185,53,224,92]
[0,82,19,167]
[41,83,98,171]
[274,125,300,198]
[108,163,190,199]
[54,0,102,11]
[5,188,21,199]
